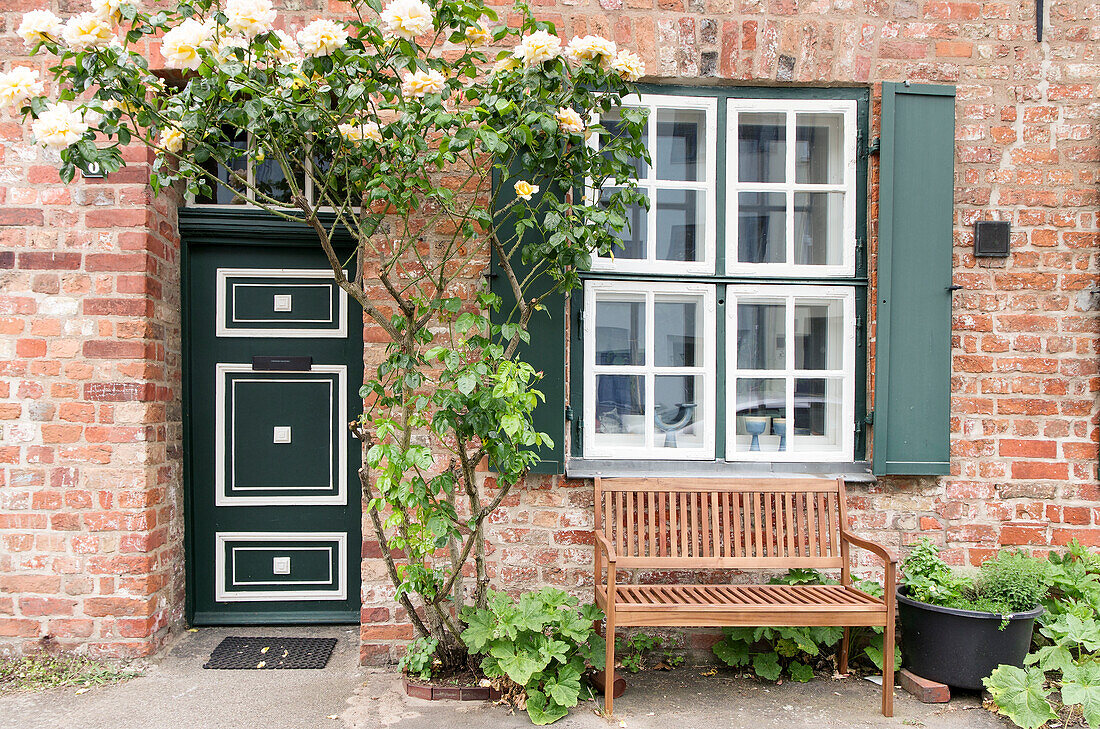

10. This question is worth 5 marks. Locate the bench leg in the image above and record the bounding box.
[839,627,850,675]
[882,620,895,717]
[604,616,616,716]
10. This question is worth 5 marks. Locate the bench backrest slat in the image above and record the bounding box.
[596,477,846,569]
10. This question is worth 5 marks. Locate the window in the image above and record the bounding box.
[190,130,345,208]
[577,89,867,464]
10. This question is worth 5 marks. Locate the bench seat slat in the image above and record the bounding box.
[602,584,886,611]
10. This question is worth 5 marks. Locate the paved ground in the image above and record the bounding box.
[0,625,364,729]
[1,626,1009,729]
[346,668,1010,729]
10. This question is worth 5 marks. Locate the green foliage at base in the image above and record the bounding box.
[615,631,683,673]
[710,569,898,682]
[461,588,604,725]
[398,636,438,681]
[984,540,1100,729]
[900,539,1050,619]
[0,655,141,694]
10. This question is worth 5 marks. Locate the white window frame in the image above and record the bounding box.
[587,94,719,276]
[726,98,858,278]
[583,279,717,460]
[724,284,856,462]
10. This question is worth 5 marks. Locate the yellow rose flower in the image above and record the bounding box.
[91,0,127,23]
[0,67,44,110]
[555,106,585,135]
[380,0,434,41]
[296,18,348,57]
[565,35,617,63]
[610,49,645,82]
[270,29,301,64]
[161,18,211,70]
[18,10,64,48]
[514,180,539,201]
[464,20,490,47]
[401,68,446,98]
[32,103,89,150]
[339,121,383,144]
[62,12,114,52]
[491,56,520,75]
[160,126,185,153]
[512,30,560,67]
[226,0,276,39]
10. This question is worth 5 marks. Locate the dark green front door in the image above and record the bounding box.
[186,238,362,624]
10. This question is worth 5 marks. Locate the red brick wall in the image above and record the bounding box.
[1,0,1096,662]
[0,117,184,656]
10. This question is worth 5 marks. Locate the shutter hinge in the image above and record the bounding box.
[564,405,574,421]
[858,132,880,160]
[575,302,584,340]
[865,410,874,426]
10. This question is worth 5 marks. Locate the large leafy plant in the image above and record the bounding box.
[461,588,605,724]
[8,0,647,666]
[901,539,1049,617]
[984,541,1100,729]
[711,569,898,681]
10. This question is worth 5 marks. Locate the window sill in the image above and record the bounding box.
[565,458,875,482]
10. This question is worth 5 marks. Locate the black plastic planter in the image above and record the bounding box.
[896,587,1042,690]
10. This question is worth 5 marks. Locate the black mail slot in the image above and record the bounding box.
[252,355,313,371]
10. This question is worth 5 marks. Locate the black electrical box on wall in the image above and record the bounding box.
[974,220,1011,257]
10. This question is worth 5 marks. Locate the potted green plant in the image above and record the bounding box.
[897,539,1049,690]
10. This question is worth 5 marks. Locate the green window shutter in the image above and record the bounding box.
[872,82,956,476]
[490,160,566,475]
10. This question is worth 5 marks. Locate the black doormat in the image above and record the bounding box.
[203,637,338,669]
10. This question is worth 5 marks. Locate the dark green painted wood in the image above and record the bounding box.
[873,82,956,476]
[490,160,567,474]
[184,239,363,623]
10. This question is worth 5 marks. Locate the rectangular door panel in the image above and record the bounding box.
[215,364,348,506]
[215,532,348,602]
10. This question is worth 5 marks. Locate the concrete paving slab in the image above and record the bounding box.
[0,625,363,729]
[344,668,1012,729]
[1,631,1012,729]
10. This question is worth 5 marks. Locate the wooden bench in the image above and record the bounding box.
[593,477,897,716]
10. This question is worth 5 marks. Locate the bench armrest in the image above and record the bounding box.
[594,532,617,564]
[841,530,898,564]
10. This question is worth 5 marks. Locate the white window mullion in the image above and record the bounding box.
[785,112,796,268]
[784,294,796,449]
[644,291,655,448]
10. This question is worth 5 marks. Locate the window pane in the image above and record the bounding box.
[599,108,647,178]
[796,113,844,185]
[738,112,786,183]
[655,375,702,449]
[794,378,843,452]
[595,374,645,446]
[736,301,785,369]
[656,108,705,181]
[601,187,648,260]
[197,129,247,204]
[656,189,702,262]
[738,192,786,263]
[654,300,699,367]
[795,299,843,370]
[255,157,305,205]
[733,378,785,452]
[793,192,843,266]
[595,301,645,366]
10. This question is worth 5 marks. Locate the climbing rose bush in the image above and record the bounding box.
[5,0,649,671]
